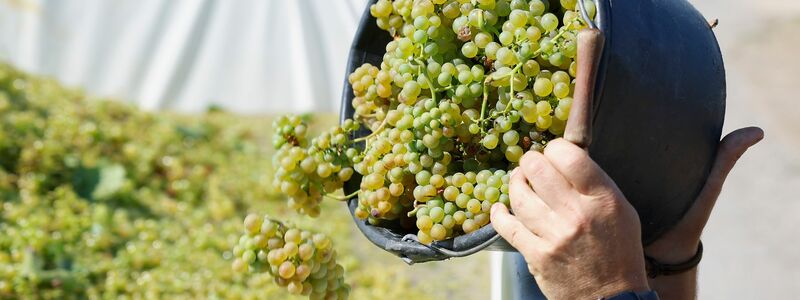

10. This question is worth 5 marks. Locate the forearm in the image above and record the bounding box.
[648,269,697,300]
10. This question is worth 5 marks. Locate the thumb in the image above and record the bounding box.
[682,126,764,231]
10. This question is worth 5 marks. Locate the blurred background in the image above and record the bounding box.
[1,0,798,299]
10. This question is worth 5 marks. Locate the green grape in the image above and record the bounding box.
[502,130,520,145]
[430,224,447,241]
[533,78,554,97]
[482,134,500,149]
[475,32,493,48]
[553,82,570,99]
[462,42,479,58]
[541,13,559,32]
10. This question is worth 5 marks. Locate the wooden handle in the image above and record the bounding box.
[564,28,605,149]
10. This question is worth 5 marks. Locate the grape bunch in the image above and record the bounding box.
[272,116,360,217]
[232,215,350,299]
[267,0,596,247]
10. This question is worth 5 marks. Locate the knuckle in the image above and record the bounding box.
[510,195,525,212]
[509,227,529,250]
[539,243,559,259]
[560,152,586,172]
[521,152,546,175]
[565,218,589,240]
[509,182,531,207]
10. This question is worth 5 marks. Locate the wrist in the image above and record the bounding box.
[602,290,660,300]
[644,239,699,264]
[644,241,703,278]
[593,276,651,299]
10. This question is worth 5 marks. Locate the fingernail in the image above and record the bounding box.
[510,167,519,177]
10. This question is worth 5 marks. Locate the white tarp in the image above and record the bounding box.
[0,0,365,114]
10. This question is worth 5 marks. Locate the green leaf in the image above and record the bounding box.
[72,163,126,201]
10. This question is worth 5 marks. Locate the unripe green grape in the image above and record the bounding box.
[499,31,514,46]
[462,219,478,233]
[505,145,524,162]
[512,73,528,91]
[438,72,453,87]
[444,186,460,201]
[503,130,520,145]
[430,224,447,240]
[536,101,553,116]
[551,71,570,84]
[458,70,474,84]
[279,261,296,279]
[469,82,483,97]
[539,37,554,52]
[478,0,496,8]
[555,106,570,121]
[461,182,475,195]
[583,0,597,19]
[475,32,493,48]
[541,13,559,32]
[414,15,430,30]
[429,14,442,26]
[429,207,445,223]
[482,134,500,149]
[526,26,542,42]
[549,52,565,67]
[496,47,517,65]
[533,78,554,97]
[467,199,482,214]
[430,174,445,187]
[244,214,263,234]
[418,230,434,244]
[529,0,545,16]
[537,114,553,130]
[371,0,393,17]
[485,42,501,59]
[462,42,479,58]
[417,215,433,231]
[468,9,483,27]
[553,82,570,99]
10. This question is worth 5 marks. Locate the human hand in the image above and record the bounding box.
[645,127,764,263]
[491,139,649,300]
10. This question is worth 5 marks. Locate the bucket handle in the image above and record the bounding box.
[400,232,503,260]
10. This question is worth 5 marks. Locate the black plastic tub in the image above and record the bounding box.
[340,0,725,264]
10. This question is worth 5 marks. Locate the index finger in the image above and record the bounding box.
[544,139,617,195]
[490,203,545,262]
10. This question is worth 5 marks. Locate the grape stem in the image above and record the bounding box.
[475,62,522,133]
[324,190,360,201]
[352,116,388,143]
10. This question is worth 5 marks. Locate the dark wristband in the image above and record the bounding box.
[601,290,660,300]
[645,240,704,278]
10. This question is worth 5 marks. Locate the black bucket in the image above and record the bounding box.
[340,0,725,264]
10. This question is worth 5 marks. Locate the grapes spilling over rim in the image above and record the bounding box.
[272,0,596,246]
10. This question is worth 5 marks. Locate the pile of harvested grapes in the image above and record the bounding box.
[262,0,595,251]
[0,62,359,299]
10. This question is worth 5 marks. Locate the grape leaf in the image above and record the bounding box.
[72,163,126,201]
